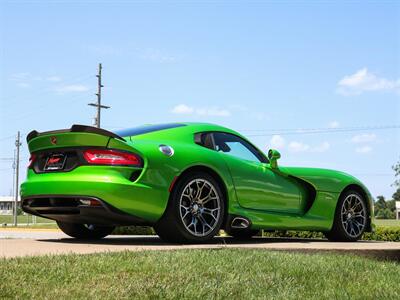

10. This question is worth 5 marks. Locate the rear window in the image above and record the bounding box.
[115,123,186,137]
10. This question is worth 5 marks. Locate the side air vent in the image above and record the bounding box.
[231,217,250,229]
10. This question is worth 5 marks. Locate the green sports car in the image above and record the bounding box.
[21,123,374,243]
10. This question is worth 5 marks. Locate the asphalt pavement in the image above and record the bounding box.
[1,228,399,260]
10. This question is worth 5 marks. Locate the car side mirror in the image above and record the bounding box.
[268,149,281,169]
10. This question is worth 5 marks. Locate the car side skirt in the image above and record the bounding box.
[228,191,339,231]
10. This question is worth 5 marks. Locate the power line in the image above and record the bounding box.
[352,173,394,176]
[0,73,93,103]
[243,125,400,137]
[241,124,400,132]
[4,92,92,122]
[0,135,16,142]
[1,73,95,122]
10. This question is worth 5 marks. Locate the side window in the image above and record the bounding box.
[213,132,265,163]
[194,132,214,150]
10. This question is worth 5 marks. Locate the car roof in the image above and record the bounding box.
[182,122,240,134]
[114,122,267,160]
[115,122,241,138]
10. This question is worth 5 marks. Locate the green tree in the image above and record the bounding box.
[375,195,386,210]
[393,188,400,202]
[393,157,400,203]
[393,158,400,187]
[386,199,395,211]
[374,195,386,218]
[376,208,395,219]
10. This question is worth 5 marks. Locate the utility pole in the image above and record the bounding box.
[13,131,21,227]
[88,63,110,128]
[11,149,16,197]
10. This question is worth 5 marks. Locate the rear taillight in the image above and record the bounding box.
[28,154,36,168]
[83,149,142,166]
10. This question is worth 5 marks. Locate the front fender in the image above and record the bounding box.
[280,167,369,194]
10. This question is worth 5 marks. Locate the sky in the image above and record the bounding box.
[0,0,399,199]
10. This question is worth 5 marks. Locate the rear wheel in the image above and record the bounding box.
[324,190,368,242]
[57,221,115,239]
[154,172,225,243]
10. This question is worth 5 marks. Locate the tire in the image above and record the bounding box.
[57,221,115,239]
[225,227,259,240]
[154,172,225,243]
[324,190,368,242]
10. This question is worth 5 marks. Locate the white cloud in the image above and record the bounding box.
[141,48,176,63]
[16,82,31,88]
[252,111,268,121]
[269,135,285,149]
[328,121,340,128]
[196,107,231,117]
[11,72,62,88]
[337,68,400,95]
[288,141,330,153]
[351,133,377,143]
[84,45,123,56]
[312,141,330,153]
[46,76,62,82]
[351,133,376,154]
[54,84,90,93]
[229,104,268,121]
[171,104,194,114]
[10,72,30,81]
[288,141,310,152]
[356,146,372,154]
[171,104,231,117]
[85,45,178,63]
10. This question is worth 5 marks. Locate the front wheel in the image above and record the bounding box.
[324,190,368,242]
[57,221,115,239]
[154,172,225,243]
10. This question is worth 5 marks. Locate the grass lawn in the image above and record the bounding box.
[1,249,399,299]
[3,223,59,229]
[0,214,55,226]
[375,219,400,228]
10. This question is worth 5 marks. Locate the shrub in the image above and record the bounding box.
[260,227,400,242]
[261,230,324,239]
[362,226,400,242]
[112,226,400,242]
[112,226,155,235]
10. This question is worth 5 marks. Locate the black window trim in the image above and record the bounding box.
[195,131,269,163]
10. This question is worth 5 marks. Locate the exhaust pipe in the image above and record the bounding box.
[231,217,250,229]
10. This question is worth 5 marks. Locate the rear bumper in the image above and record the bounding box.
[21,195,148,226]
[20,166,171,223]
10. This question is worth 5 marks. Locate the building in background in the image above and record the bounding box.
[396,201,400,220]
[0,196,19,215]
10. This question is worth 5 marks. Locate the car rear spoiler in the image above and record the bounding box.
[26,124,125,143]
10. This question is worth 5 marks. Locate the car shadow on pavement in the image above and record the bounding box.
[38,235,331,245]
